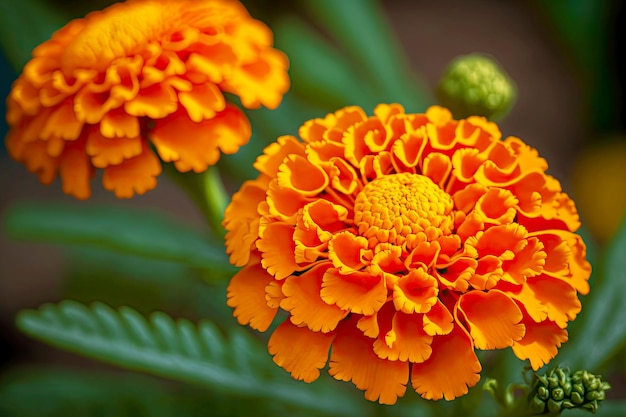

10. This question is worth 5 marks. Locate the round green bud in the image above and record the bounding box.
[436,53,517,121]
[527,367,611,415]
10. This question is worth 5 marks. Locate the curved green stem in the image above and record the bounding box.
[162,163,229,239]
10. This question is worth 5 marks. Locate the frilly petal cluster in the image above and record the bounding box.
[224,104,591,404]
[6,0,289,199]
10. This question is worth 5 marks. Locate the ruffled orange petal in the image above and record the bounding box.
[526,275,581,328]
[223,178,267,266]
[512,317,568,370]
[411,326,481,400]
[329,317,408,405]
[268,320,333,383]
[281,263,348,333]
[99,108,140,138]
[328,231,371,273]
[226,260,277,332]
[178,82,225,122]
[266,179,310,223]
[58,140,92,199]
[321,268,386,316]
[495,281,549,323]
[422,300,455,336]
[253,135,306,177]
[373,307,434,363]
[85,127,142,168]
[151,104,251,172]
[256,222,298,280]
[276,154,329,197]
[393,269,439,314]
[457,290,525,349]
[102,143,161,198]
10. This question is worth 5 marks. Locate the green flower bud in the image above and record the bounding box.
[436,53,516,120]
[528,367,610,415]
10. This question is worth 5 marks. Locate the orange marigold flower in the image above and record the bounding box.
[5,0,289,199]
[224,104,591,404]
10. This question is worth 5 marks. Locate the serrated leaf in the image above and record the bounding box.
[3,202,236,277]
[16,301,369,417]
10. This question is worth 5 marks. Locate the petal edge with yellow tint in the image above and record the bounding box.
[321,268,386,316]
[329,317,408,405]
[457,290,525,349]
[226,260,277,332]
[281,263,348,333]
[512,318,568,370]
[411,326,481,401]
[268,320,333,383]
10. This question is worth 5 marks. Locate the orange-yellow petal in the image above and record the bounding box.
[256,222,298,280]
[223,178,268,266]
[512,318,568,370]
[268,320,333,383]
[329,317,408,405]
[393,269,439,314]
[102,143,161,198]
[373,307,434,363]
[457,290,525,349]
[328,231,371,273]
[85,127,142,168]
[58,140,92,199]
[526,275,581,328]
[277,154,329,197]
[226,261,277,332]
[321,268,386,316]
[422,299,455,336]
[151,104,251,172]
[411,326,481,400]
[253,135,306,177]
[281,263,348,333]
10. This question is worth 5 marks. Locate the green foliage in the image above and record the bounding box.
[0,0,65,71]
[558,220,626,371]
[0,367,181,417]
[3,202,236,278]
[301,0,431,112]
[15,301,369,416]
[273,16,378,111]
[0,367,307,417]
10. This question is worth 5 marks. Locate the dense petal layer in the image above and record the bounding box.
[329,317,409,405]
[281,263,348,332]
[6,0,289,198]
[223,103,590,405]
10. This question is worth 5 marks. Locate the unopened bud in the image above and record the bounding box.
[436,53,516,120]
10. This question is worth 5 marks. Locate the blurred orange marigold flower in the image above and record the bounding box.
[5,0,289,199]
[224,104,591,404]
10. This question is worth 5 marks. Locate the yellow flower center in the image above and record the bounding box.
[354,173,454,247]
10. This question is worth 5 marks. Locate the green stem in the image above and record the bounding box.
[200,165,228,237]
[162,163,229,239]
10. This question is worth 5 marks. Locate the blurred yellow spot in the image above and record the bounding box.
[572,139,626,243]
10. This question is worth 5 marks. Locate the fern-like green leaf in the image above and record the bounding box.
[16,301,369,417]
[3,203,236,277]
